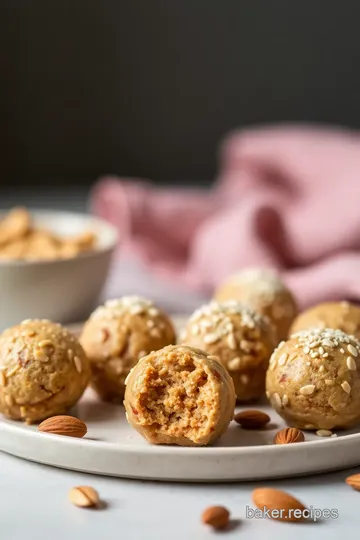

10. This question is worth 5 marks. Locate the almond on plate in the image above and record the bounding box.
[234,410,270,429]
[273,427,305,444]
[38,415,87,438]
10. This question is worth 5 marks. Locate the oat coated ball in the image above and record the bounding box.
[80,296,176,403]
[0,319,90,423]
[214,268,297,343]
[290,301,360,340]
[124,344,236,446]
[182,300,276,402]
[266,328,360,430]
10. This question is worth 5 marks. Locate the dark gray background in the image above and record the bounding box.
[2,1,360,187]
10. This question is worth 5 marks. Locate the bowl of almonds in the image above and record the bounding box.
[0,207,118,329]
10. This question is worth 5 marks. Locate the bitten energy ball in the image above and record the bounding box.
[266,328,360,430]
[290,301,360,341]
[214,268,297,342]
[80,296,176,403]
[0,319,90,423]
[124,344,236,446]
[183,301,275,402]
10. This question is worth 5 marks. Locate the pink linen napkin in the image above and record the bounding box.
[91,125,360,308]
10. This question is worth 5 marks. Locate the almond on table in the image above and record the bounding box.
[69,486,100,508]
[252,488,306,522]
[345,474,360,491]
[201,506,230,529]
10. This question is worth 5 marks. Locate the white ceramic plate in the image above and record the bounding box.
[1,318,360,482]
[1,390,360,482]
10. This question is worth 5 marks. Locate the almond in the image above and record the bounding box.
[273,427,305,444]
[201,506,230,529]
[69,486,99,508]
[234,409,270,429]
[345,473,360,491]
[38,415,87,438]
[252,488,306,522]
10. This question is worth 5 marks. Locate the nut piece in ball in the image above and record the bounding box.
[183,301,275,402]
[266,328,360,430]
[80,296,176,403]
[290,301,360,340]
[124,344,236,446]
[0,319,90,423]
[214,268,297,342]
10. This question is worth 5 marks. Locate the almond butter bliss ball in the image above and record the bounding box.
[290,301,360,340]
[80,296,176,403]
[0,319,90,423]
[214,268,297,343]
[183,300,275,402]
[266,328,360,430]
[124,344,236,446]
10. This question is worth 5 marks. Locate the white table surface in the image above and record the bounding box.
[1,448,359,539]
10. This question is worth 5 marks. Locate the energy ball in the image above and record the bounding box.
[80,296,176,403]
[290,301,360,341]
[183,301,275,402]
[0,319,90,423]
[124,344,236,446]
[266,328,360,430]
[214,268,297,342]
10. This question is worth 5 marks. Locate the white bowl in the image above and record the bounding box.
[0,210,118,330]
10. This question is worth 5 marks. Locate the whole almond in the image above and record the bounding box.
[234,409,270,429]
[201,506,230,529]
[252,488,306,522]
[69,486,99,508]
[273,427,305,444]
[345,473,360,491]
[38,415,87,438]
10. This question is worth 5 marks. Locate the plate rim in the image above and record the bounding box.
[1,414,359,456]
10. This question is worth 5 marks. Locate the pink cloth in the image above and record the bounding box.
[91,125,360,308]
